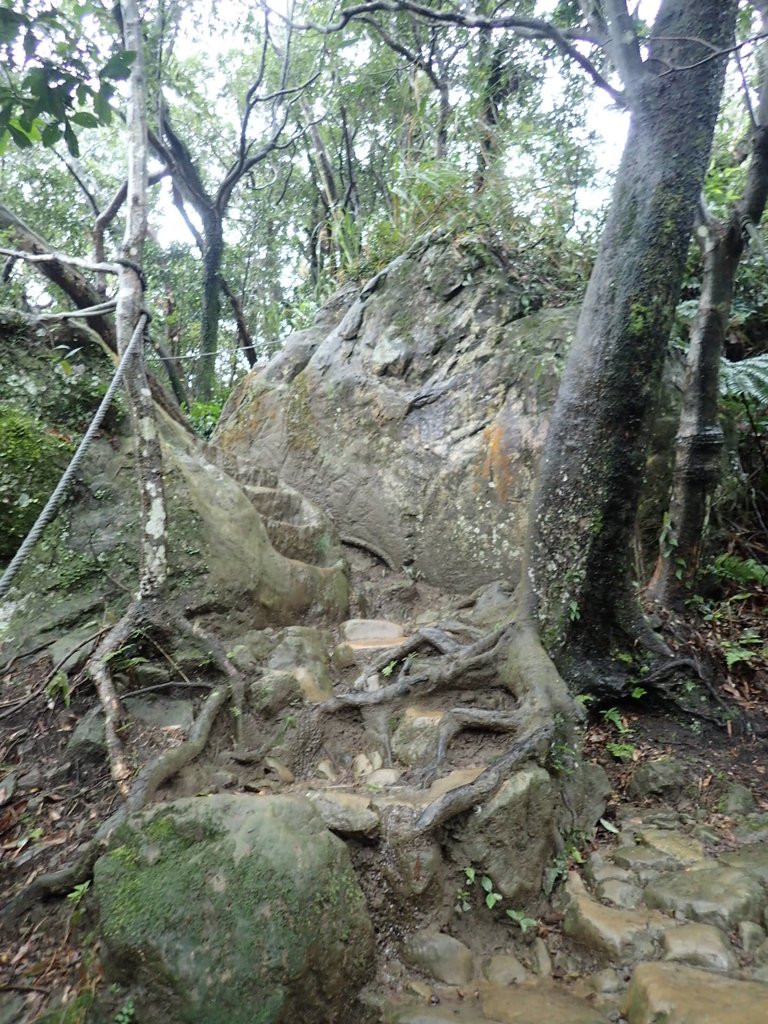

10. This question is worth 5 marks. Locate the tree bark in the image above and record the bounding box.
[649,25,768,606]
[117,0,168,598]
[524,0,738,689]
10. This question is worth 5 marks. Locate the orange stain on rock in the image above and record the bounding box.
[480,422,514,504]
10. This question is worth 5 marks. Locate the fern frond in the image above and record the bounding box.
[710,553,768,588]
[720,353,768,404]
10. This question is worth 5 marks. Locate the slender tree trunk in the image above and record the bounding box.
[118,0,168,597]
[649,31,768,606]
[524,0,737,690]
[196,213,224,401]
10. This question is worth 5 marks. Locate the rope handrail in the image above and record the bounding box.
[0,314,148,603]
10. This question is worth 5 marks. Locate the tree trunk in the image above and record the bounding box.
[196,214,225,401]
[649,39,768,606]
[118,0,167,597]
[524,0,738,690]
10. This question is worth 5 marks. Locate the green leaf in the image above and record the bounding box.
[481,876,494,893]
[71,111,99,128]
[99,50,136,82]
[63,122,80,156]
[7,123,33,149]
[94,85,114,124]
[41,122,62,146]
[464,867,476,884]
[485,892,501,909]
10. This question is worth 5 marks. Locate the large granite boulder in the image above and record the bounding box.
[93,794,375,1024]
[215,234,576,591]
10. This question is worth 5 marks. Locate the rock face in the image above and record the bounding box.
[215,234,576,591]
[93,794,375,1024]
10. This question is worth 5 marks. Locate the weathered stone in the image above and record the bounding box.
[738,920,765,954]
[384,843,443,898]
[341,618,407,650]
[610,844,679,880]
[587,968,625,995]
[482,982,613,1024]
[532,937,553,977]
[627,759,686,801]
[448,767,555,904]
[662,923,737,972]
[732,813,768,844]
[401,931,474,985]
[754,937,768,965]
[214,238,580,591]
[586,852,633,888]
[719,843,768,885]
[597,878,643,910]
[719,782,756,815]
[482,953,528,985]
[391,707,445,766]
[564,892,669,962]
[93,795,374,1024]
[559,762,612,836]
[266,627,334,698]
[67,697,194,762]
[389,1006,489,1024]
[622,962,768,1024]
[635,828,706,867]
[2,412,350,664]
[305,790,380,838]
[643,866,766,929]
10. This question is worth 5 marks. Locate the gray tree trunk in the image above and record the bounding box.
[524,0,738,691]
[649,20,768,606]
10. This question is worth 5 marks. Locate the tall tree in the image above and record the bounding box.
[523,0,739,692]
[649,4,768,605]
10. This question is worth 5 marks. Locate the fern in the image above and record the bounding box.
[710,553,768,588]
[720,353,768,404]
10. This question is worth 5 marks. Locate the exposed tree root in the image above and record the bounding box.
[320,614,583,839]
[3,600,246,925]
[410,723,554,836]
[3,680,229,924]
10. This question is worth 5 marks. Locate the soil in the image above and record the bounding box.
[1,545,767,1022]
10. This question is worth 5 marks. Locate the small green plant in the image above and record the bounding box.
[630,686,647,700]
[67,880,90,907]
[381,659,397,677]
[230,705,242,718]
[113,999,135,1024]
[188,400,223,439]
[456,867,538,932]
[46,670,72,708]
[568,600,580,622]
[605,741,636,762]
[505,908,538,934]
[601,707,636,761]
[66,880,91,929]
[721,629,767,669]
[601,707,629,734]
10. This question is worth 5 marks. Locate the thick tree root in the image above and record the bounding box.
[3,602,245,924]
[322,625,509,714]
[410,723,554,836]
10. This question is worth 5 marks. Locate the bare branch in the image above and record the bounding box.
[287,0,625,106]
[603,0,644,86]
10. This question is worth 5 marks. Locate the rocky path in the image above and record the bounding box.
[378,795,768,1024]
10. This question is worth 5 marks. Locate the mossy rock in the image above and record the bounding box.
[92,794,375,1024]
[0,404,72,563]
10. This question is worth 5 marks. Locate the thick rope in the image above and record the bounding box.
[0,314,147,602]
